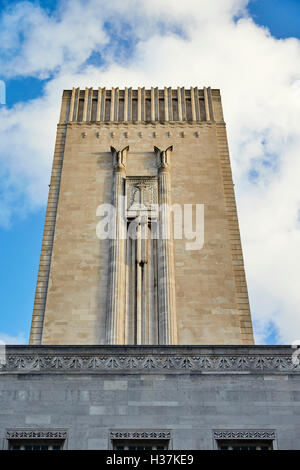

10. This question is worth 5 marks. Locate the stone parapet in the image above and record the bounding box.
[1,345,298,375]
[60,87,223,124]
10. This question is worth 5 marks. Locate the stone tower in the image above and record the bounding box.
[29,87,254,346]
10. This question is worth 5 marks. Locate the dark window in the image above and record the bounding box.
[218,440,273,450]
[9,440,64,450]
[113,440,168,450]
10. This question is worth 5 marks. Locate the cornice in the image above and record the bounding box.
[0,346,298,375]
[62,120,218,128]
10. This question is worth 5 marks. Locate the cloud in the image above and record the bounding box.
[0,331,27,345]
[0,90,59,226]
[0,0,300,344]
[0,1,109,78]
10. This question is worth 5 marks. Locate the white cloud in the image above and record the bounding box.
[0,0,300,344]
[0,1,109,78]
[0,332,27,345]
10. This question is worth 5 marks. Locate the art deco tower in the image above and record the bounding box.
[29,87,254,346]
[2,87,299,453]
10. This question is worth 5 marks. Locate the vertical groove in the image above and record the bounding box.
[181,87,186,121]
[74,88,80,121]
[137,87,142,121]
[124,87,128,122]
[194,87,200,121]
[82,87,89,122]
[96,87,102,121]
[136,220,142,344]
[164,87,169,121]
[204,86,211,121]
[155,87,159,120]
[128,87,132,121]
[157,169,178,344]
[208,87,214,121]
[115,88,119,122]
[168,88,173,121]
[155,146,178,345]
[106,172,126,344]
[68,88,75,122]
[68,87,217,122]
[177,87,182,121]
[101,88,106,121]
[151,87,155,121]
[110,87,115,121]
[125,235,130,344]
[190,86,196,121]
[106,150,127,344]
[141,87,145,121]
[87,87,93,121]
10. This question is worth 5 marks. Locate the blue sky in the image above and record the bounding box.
[248,0,300,38]
[1,0,300,344]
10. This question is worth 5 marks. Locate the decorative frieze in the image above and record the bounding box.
[214,430,276,440]
[110,431,171,440]
[6,430,68,439]
[1,347,298,374]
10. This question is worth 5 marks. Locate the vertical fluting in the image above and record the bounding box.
[155,146,178,345]
[141,87,145,121]
[128,87,132,121]
[151,87,155,121]
[115,88,119,122]
[181,87,186,121]
[124,87,128,122]
[68,86,214,122]
[148,233,158,344]
[207,87,214,121]
[110,87,115,121]
[88,87,93,121]
[155,87,159,120]
[141,219,149,344]
[69,88,76,122]
[194,87,200,121]
[136,217,142,344]
[168,88,173,121]
[101,88,106,121]
[177,87,183,121]
[190,87,196,121]
[96,88,102,121]
[125,235,132,344]
[82,87,89,121]
[106,146,129,344]
[164,87,169,121]
[203,86,211,121]
[74,88,80,121]
[137,87,142,121]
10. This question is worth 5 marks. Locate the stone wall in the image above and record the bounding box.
[1,346,299,450]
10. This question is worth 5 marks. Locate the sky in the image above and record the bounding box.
[0,0,300,345]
